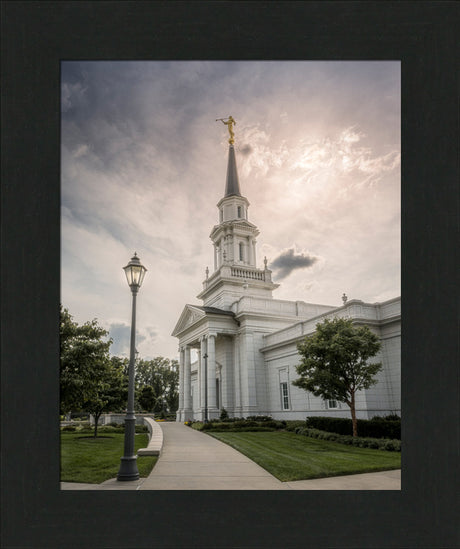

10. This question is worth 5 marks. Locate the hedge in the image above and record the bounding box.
[189,419,286,432]
[295,426,401,451]
[305,416,401,440]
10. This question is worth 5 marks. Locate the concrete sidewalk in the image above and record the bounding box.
[61,422,401,490]
[139,421,289,490]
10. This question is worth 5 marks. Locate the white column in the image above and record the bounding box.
[177,346,184,421]
[252,238,257,266]
[213,244,217,271]
[183,346,192,419]
[207,334,217,415]
[241,332,257,414]
[196,346,201,415]
[200,337,207,412]
[233,236,239,263]
[233,335,242,414]
[248,237,254,265]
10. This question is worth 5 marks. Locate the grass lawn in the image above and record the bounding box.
[209,431,401,481]
[61,432,157,484]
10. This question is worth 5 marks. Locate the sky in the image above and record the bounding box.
[61,61,400,361]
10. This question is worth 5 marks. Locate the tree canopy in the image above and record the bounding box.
[81,357,128,436]
[60,306,179,425]
[293,317,382,436]
[135,357,179,414]
[60,305,113,415]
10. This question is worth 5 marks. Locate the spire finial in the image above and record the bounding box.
[342,293,348,304]
[216,116,236,145]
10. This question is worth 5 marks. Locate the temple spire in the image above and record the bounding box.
[217,116,241,197]
[225,145,241,197]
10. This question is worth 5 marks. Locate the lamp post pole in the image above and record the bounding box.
[117,253,147,482]
[203,353,208,423]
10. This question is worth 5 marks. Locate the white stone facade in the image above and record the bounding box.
[172,144,401,422]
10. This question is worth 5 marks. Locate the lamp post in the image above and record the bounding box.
[117,252,147,481]
[203,353,208,423]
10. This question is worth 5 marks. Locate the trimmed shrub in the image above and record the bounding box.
[286,421,307,432]
[98,426,121,433]
[295,426,401,451]
[305,416,401,440]
[246,415,273,422]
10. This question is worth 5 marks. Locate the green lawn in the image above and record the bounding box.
[61,432,157,484]
[209,431,401,481]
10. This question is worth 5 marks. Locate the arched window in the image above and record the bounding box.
[237,206,242,218]
[239,242,244,262]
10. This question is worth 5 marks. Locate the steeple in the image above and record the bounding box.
[224,145,241,197]
[197,118,279,309]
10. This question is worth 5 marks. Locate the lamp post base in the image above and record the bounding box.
[117,456,139,481]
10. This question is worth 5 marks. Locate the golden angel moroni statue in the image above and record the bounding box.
[216,116,236,144]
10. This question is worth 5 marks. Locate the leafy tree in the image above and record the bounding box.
[138,385,157,412]
[60,305,113,415]
[81,358,128,437]
[135,357,179,414]
[293,317,382,437]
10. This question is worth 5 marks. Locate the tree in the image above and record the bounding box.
[81,358,128,437]
[135,357,179,414]
[138,385,157,412]
[60,305,113,416]
[293,317,382,437]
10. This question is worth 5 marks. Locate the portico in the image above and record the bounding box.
[172,306,239,421]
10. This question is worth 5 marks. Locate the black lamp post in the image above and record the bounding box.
[117,252,147,481]
[203,353,208,423]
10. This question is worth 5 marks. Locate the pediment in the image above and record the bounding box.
[171,305,206,337]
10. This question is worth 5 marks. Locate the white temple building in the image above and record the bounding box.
[172,122,401,422]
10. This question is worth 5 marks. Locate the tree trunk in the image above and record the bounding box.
[93,412,101,437]
[350,392,358,437]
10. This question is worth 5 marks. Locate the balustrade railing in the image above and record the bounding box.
[230,267,265,280]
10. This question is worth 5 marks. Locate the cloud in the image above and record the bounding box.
[269,247,319,280]
[239,144,253,156]
[108,322,157,357]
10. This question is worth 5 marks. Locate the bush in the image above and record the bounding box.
[305,416,401,440]
[98,426,121,433]
[220,408,229,420]
[285,420,307,432]
[295,426,401,451]
[62,425,76,432]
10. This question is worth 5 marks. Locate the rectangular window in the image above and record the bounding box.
[280,382,290,410]
[327,399,337,409]
[237,206,242,218]
[239,242,244,261]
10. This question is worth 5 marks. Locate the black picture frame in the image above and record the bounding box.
[2,2,458,548]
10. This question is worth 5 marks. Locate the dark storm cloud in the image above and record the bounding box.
[239,144,253,156]
[270,248,318,280]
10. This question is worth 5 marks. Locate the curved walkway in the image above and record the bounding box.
[139,422,287,490]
